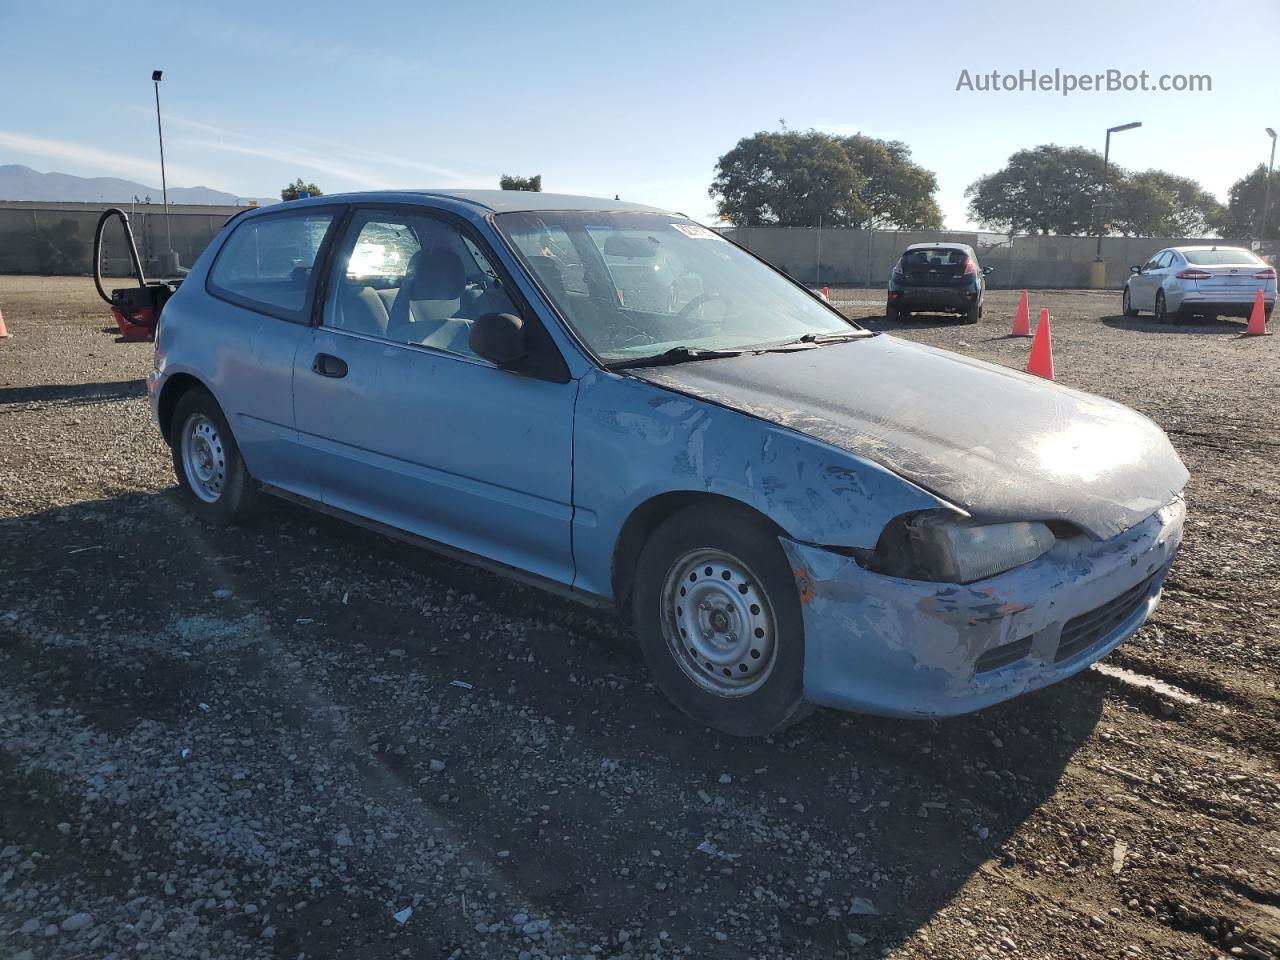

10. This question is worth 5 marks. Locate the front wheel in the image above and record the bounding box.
[631,503,809,737]
[171,387,261,524]
[1123,287,1138,317]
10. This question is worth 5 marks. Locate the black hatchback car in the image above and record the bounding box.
[886,242,992,323]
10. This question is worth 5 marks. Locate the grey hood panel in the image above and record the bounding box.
[632,335,1188,540]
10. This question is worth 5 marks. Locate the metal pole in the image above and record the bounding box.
[153,71,172,257]
[864,225,874,288]
[1095,130,1111,260]
[1259,129,1277,249]
[815,215,822,288]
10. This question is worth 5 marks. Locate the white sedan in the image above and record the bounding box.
[1122,245,1276,323]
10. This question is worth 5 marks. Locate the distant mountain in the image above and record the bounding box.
[0,164,258,205]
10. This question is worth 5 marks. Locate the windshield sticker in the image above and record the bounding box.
[670,223,722,240]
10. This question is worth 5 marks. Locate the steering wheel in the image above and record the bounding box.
[677,292,730,321]
[676,292,734,339]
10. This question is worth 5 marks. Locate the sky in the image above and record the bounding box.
[1,0,1276,229]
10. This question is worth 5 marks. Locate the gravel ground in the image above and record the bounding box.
[1,276,1277,960]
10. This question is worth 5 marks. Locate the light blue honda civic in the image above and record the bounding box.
[148,190,1187,736]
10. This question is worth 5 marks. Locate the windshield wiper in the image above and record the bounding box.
[606,346,747,370]
[794,330,872,345]
[742,330,872,354]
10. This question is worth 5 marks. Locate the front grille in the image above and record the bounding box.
[975,635,1033,673]
[1054,574,1157,664]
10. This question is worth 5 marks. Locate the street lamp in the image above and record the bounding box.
[1260,127,1277,251]
[152,69,173,263]
[1095,121,1142,260]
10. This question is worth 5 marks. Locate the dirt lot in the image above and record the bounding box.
[1,276,1278,960]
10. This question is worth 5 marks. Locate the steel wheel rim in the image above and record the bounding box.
[181,413,226,503]
[659,548,778,698]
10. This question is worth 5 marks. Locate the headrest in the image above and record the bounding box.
[406,248,465,300]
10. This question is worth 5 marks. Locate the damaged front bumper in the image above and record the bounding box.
[780,498,1185,718]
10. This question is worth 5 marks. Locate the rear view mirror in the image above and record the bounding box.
[470,313,527,367]
[603,235,657,258]
[982,266,994,275]
[1130,265,1142,274]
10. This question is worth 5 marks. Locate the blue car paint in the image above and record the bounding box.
[782,499,1184,717]
[151,190,1189,719]
[568,367,951,599]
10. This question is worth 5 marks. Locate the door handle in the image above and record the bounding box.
[312,353,348,378]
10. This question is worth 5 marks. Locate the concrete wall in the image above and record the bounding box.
[0,201,248,277]
[721,226,1250,289]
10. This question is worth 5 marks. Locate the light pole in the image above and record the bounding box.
[1260,127,1277,251]
[152,69,173,263]
[1095,121,1142,260]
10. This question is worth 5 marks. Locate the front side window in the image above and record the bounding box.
[322,209,519,359]
[208,212,334,316]
[496,211,858,364]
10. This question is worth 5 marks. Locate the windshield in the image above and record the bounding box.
[495,211,861,363]
[1182,249,1262,266]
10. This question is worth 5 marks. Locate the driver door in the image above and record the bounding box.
[1134,250,1168,310]
[291,206,578,586]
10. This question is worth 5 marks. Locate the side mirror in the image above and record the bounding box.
[1130,265,1142,274]
[469,313,527,367]
[982,265,994,275]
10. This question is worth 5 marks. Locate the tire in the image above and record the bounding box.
[1122,287,1138,317]
[897,309,912,322]
[885,303,899,322]
[1153,290,1170,325]
[631,502,810,737]
[962,302,980,324]
[170,387,261,525]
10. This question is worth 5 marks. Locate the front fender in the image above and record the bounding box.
[571,369,952,599]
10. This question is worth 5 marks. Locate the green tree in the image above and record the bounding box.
[709,129,941,228]
[1111,170,1224,238]
[281,178,323,201]
[1219,164,1280,240]
[500,174,542,192]
[840,135,943,229]
[966,145,1107,235]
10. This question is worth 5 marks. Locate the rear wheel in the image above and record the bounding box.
[1122,287,1138,317]
[631,503,809,737]
[885,303,900,322]
[962,301,980,324]
[171,387,260,525]
[1153,290,1170,325]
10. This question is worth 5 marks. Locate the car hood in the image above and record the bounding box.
[630,335,1188,540]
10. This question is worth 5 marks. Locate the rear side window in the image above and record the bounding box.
[208,212,335,318]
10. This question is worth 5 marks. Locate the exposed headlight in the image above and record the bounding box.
[869,512,1056,584]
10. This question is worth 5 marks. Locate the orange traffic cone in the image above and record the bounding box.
[0,305,8,338]
[1011,289,1031,337]
[1026,308,1054,380]
[1244,288,1269,336]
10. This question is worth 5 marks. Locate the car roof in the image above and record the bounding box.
[266,189,675,216]
[903,242,975,253]
[1168,245,1253,253]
